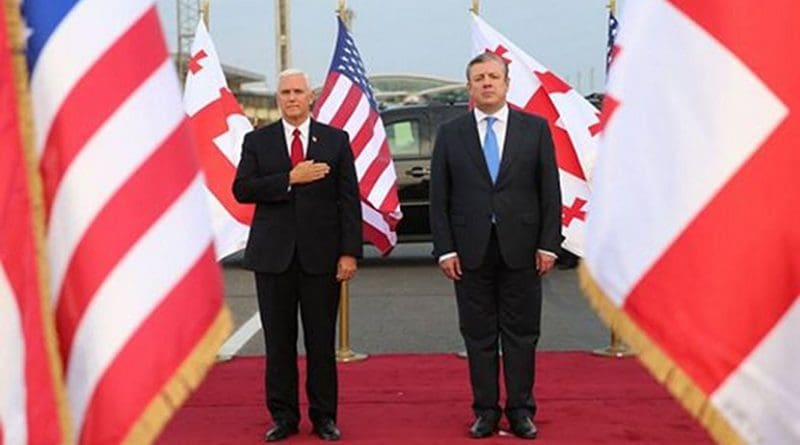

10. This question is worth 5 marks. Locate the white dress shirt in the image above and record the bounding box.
[282,117,311,158]
[283,117,310,192]
[474,104,509,158]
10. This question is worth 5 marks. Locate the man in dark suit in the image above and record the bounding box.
[233,69,362,442]
[430,53,562,440]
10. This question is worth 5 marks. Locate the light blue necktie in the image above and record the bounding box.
[483,116,500,183]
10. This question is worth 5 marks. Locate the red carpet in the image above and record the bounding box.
[158,353,712,444]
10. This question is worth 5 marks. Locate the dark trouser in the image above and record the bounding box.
[454,228,542,421]
[255,256,340,427]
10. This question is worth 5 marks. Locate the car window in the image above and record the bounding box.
[385,120,421,158]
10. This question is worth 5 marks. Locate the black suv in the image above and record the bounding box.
[381,95,603,245]
[381,102,468,242]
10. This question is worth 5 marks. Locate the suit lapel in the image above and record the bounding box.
[306,119,323,161]
[273,120,292,168]
[497,110,523,185]
[458,114,493,184]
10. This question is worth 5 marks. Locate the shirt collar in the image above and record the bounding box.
[282,117,311,137]
[474,104,509,125]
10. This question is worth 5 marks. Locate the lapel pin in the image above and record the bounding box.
[312,135,318,143]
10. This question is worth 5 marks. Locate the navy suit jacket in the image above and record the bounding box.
[429,108,563,270]
[233,119,362,274]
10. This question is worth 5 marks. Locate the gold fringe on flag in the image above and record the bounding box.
[123,307,233,445]
[4,1,74,443]
[578,262,744,445]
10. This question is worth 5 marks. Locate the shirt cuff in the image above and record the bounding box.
[537,249,558,259]
[438,252,458,263]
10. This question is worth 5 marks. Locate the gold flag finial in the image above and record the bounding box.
[201,0,210,28]
[470,0,480,15]
[337,0,346,18]
[337,0,353,28]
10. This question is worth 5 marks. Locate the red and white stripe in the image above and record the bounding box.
[183,19,252,260]
[315,72,401,254]
[28,2,228,443]
[0,267,31,445]
[0,245,61,445]
[585,0,799,443]
[0,7,67,442]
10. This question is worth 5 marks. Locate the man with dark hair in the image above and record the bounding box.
[233,68,362,442]
[430,52,562,439]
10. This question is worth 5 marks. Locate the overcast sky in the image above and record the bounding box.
[156,0,622,94]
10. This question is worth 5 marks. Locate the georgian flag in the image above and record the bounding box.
[471,13,600,256]
[583,0,799,443]
[184,17,253,260]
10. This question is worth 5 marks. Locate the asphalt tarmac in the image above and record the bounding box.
[220,242,610,357]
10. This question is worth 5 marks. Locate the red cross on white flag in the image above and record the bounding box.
[183,18,253,260]
[470,13,599,256]
[584,1,800,443]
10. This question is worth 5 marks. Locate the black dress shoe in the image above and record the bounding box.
[312,419,341,441]
[509,416,538,439]
[469,415,499,438]
[264,422,299,442]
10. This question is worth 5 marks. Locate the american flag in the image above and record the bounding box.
[313,17,402,255]
[606,10,619,70]
[20,1,231,443]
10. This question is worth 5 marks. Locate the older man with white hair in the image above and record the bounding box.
[233,69,362,442]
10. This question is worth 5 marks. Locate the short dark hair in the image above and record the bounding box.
[466,52,509,80]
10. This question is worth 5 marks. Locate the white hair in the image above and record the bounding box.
[278,68,311,88]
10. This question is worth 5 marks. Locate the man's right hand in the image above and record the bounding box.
[439,256,462,281]
[289,160,330,185]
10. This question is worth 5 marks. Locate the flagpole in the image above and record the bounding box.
[275,0,291,76]
[4,2,73,441]
[592,0,634,359]
[333,0,367,364]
